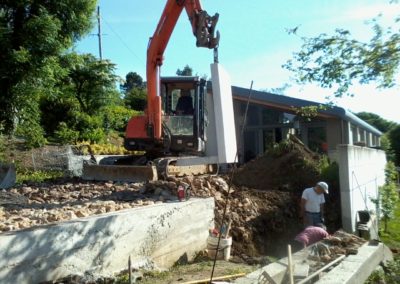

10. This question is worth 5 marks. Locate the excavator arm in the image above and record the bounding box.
[83,1,236,182]
[145,0,219,141]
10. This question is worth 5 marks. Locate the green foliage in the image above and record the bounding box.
[74,113,105,143]
[39,95,79,136]
[120,71,144,93]
[0,135,6,162]
[284,8,400,97]
[372,162,399,232]
[176,65,193,76]
[366,257,400,284]
[54,122,79,144]
[355,112,400,165]
[14,98,47,149]
[267,140,293,157]
[120,71,147,111]
[102,105,136,132]
[81,128,105,144]
[15,122,47,149]
[379,200,400,249]
[381,133,396,163]
[124,87,147,111]
[60,53,118,115]
[16,169,64,184]
[356,112,397,133]
[0,0,97,134]
[314,156,340,195]
[291,104,329,121]
[389,125,400,166]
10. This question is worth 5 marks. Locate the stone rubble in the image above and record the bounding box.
[0,175,298,260]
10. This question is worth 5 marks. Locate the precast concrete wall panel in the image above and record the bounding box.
[338,145,386,233]
[0,198,215,284]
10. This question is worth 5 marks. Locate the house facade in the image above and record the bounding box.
[230,86,382,163]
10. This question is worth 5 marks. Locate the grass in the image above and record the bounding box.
[114,260,255,284]
[16,169,64,184]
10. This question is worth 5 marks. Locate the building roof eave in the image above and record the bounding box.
[231,86,382,136]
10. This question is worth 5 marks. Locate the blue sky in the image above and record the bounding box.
[76,0,400,123]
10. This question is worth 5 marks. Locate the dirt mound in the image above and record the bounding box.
[232,135,321,193]
[188,176,302,258]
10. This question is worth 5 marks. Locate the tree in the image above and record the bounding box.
[356,112,397,133]
[121,72,147,111]
[355,111,399,165]
[120,72,144,93]
[176,65,193,76]
[0,0,96,134]
[372,162,399,233]
[389,125,400,166]
[60,53,118,114]
[124,88,147,111]
[284,8,400,98]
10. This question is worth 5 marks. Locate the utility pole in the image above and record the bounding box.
[97,6,103,60]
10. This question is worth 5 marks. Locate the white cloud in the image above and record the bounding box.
[341,3,400,22]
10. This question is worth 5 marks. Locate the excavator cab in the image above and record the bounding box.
[161,76,207,154]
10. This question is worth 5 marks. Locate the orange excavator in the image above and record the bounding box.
[83,0,236,182]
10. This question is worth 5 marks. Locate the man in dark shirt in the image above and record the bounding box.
[175,90,194,115]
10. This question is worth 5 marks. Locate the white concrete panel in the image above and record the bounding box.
[338,145,386,233]
[210,63,237,163]
[205,89,218,158]
[0,198,215,284]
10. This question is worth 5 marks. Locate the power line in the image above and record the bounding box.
[97,6,103,60]
[100,14,143,62]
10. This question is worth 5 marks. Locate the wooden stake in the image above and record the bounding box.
[297,254,346,284]
[288,244,294,284]
[128,255,132,284]
[182,272,246,284]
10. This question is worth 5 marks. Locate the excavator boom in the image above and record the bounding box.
[129,0,219,145]
[82,1,223,182]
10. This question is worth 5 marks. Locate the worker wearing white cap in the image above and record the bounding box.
[300,181,329,227]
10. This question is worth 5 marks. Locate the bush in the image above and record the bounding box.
[80,127,105,144]
[73,112,106,143]
[77,142,139,155]
[0,135,6,162]
[102,105,136,132]
[366,256,400,284]
[15,121,46,149]
[54,122,79,144]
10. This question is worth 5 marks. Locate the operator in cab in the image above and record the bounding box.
[175,89,194,115]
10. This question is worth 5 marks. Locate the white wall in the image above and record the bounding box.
[338,145,386,233]
[0,198,215,284]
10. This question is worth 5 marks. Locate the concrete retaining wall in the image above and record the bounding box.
[0,198,215,284]
[337,145,386,233]
[316,242,393,283]
[234,242,392,284]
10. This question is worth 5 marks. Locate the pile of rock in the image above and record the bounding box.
[0,175,299,260]
[0,179,175,232]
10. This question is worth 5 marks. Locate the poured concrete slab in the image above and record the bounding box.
[0,198,215,284]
